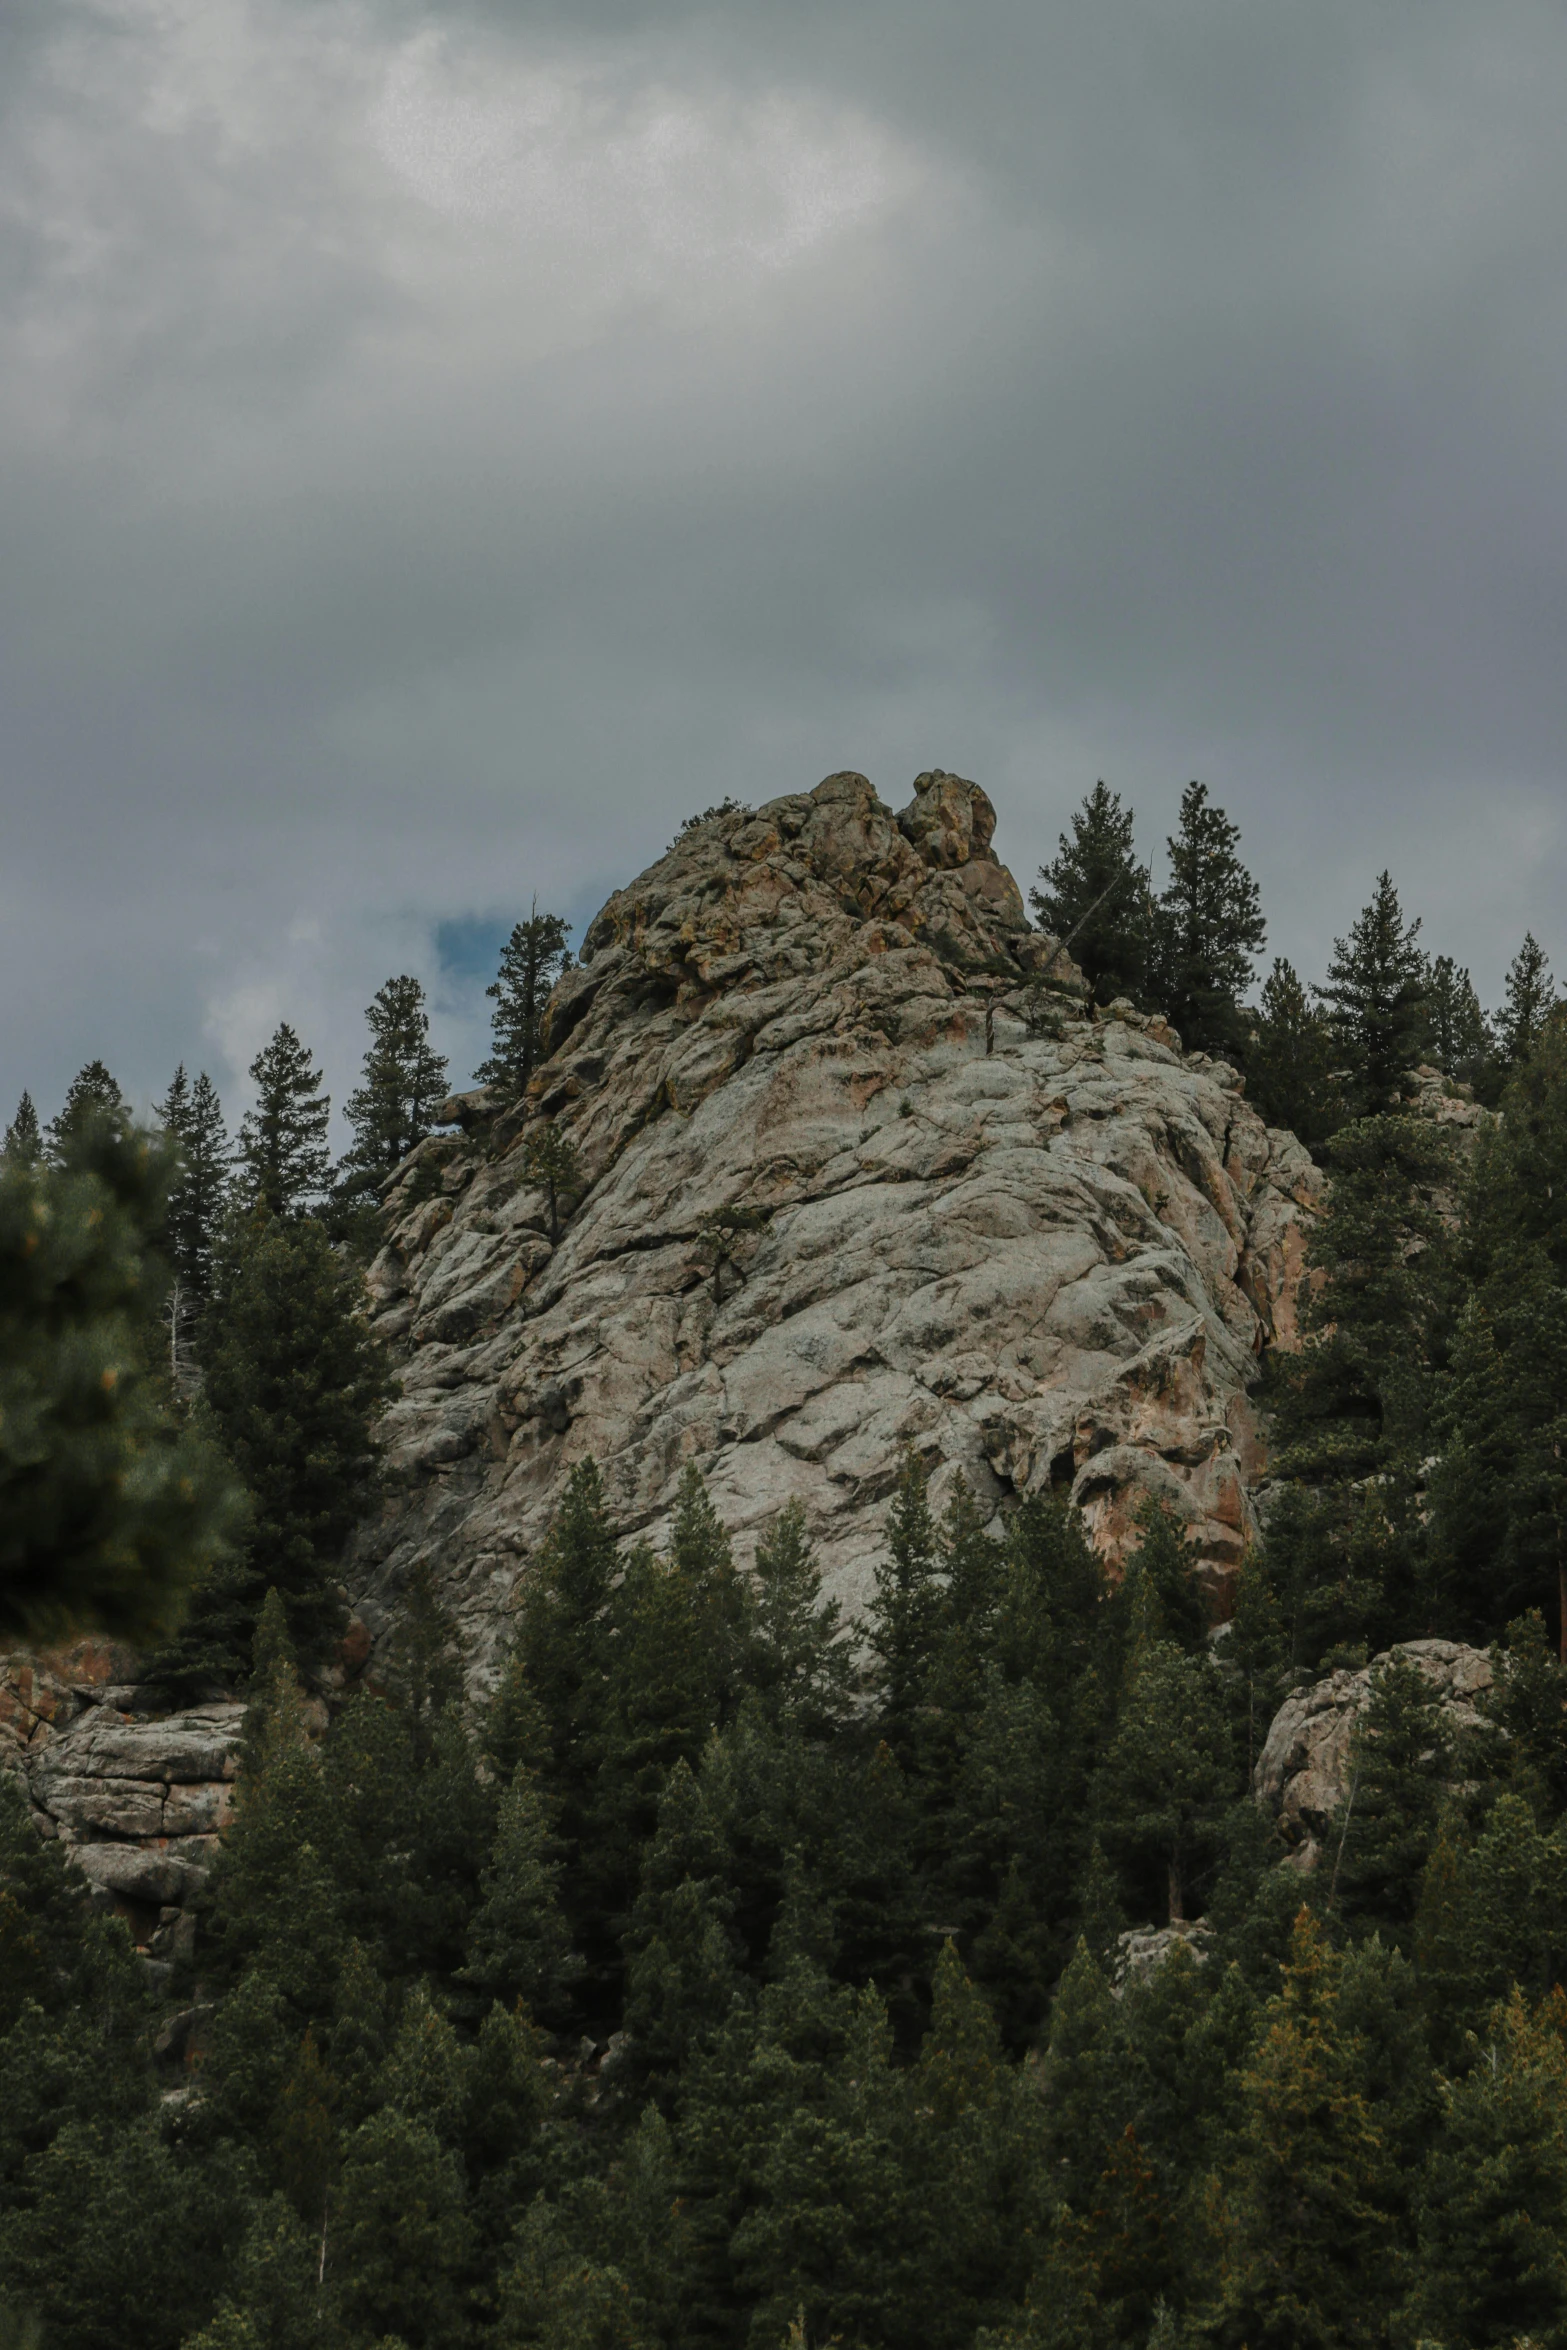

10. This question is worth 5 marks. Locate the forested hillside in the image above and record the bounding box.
[3,773,1567,2349]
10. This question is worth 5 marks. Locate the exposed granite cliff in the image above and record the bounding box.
[349,769,1321,1683]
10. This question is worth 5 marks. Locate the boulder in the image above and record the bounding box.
[1254,1638,1496,1861]
[72,1840,212,1908]
[1113,1920,1213,1991]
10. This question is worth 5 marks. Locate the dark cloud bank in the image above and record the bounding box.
[4,0,1566,1131]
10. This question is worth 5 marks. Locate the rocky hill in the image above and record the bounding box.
[349,769,1321,1683]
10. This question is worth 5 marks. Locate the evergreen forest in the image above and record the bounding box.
[4,788,1567,2349]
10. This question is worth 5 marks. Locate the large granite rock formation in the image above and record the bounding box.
[349,769,1321,1684]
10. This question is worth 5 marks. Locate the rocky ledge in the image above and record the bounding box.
[349,769,1322,1680]
[2,1638,244,1974]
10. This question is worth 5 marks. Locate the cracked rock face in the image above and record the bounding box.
[352,769,1322,1685]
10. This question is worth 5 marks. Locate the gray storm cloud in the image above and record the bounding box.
[2,0,1565,1130]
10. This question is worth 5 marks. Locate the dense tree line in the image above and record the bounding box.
[4,809,1567,2347]
[4,1405,1567,2348]
[1033,779,1553,1134]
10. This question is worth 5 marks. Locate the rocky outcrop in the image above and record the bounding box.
[1253,1638,1496,1865]
[349,769,1322,1681]
[3,1639,242,1965]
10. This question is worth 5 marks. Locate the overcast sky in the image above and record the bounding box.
[6,0,1567,1136]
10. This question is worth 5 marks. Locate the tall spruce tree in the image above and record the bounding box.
[1270,1112,1454,1485]
[156,1067,230,1381]
[1424,954,1497,1097]
[1430,1256,1567,1652]
[478,908,573,1095]
[1208,1914,1399,2350]
[1497,931,1557,1070]
[1151,781,1266,1058]
[3,1093,40,1164]
[1245,957,1342,1152]
[46,1061,127,1158]
[1318,872,1428,1116]
[340,975,449,1195]
[237,1024,331,1217]
[1465,1006,1567,1285]
[1031,783,1153,1007]
[155,1214,394,1678]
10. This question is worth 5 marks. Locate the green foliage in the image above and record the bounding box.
[158,1066,232,1360]
[17,1438,1567,2349]
[46,1060,128,1157]
[479,910,574,1095]
[238,1025,332,1217]
[0,1117,236,1644]
[1424,952,1498,1100]
[2,1094,40,1165]
[1150,781,1266,1059]
[1318,869,1428,1118]
[340,974,449,1193]
[160,1212,394,1677]
[1498,931,1558,1071]
[1407,1988,1567,2350]
[1030,782,1154,1008]
[522,1120,583,1245]
[1206,1912,1398,2350]
[1430,1254,1567,1643]
[1245,956,1342,1152]
[1269,1113,1455,1485]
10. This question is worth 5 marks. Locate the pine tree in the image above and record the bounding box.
[156,1066,230,1384]
[155,1214,394,1677]
[1430,1255,1567,1649]
[1465,1005,1567,1284]
[749,1500,856,1737]
[515,1459,625,2007]
[340,974,449,1194]
[1093,1640,1234,1925]
[0,1118,235,1644]
[1269,1112,1454,1484]
[45,1061,127,1159]
[1407,1988,1567,2350]
[463,1765,579,2019]
[521,1119,582,1245]
[866,1450,942,1758]
[237,1025,331,1217]
[478,907,573,1095]
[158,1068,231,1305]
[1318,872,1428,1116]
[3,1093,40,1163]
[1498,930,1557,1069]
[1245,957,1343,1152]
[622,1755,746,2096]
[1150,782,1266,1058]
[1328,1654,1452,1941]
[1424,953,1497,1097]
[331,2108,474,2350]
[1030,783,1154,1008]
[1207,1911,1397,2350]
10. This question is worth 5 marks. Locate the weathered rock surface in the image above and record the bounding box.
[350,769,1323,1680]
[1254,1638,1495,1863]
[1113,1919,1214,1991]
[4,1665,244,1939]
